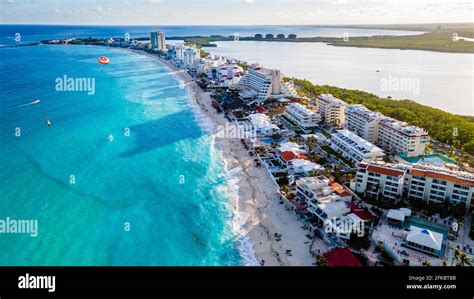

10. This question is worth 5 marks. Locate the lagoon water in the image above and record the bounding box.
[0,45,244,265]
[209,41,474,115]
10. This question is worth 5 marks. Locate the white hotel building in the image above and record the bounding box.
[205,61,244,88]
[247,113,279,137]
[316,94,347,128]
[345,104,382,143]
[354,161,474,208]
[170,44,201,69]
[198,55,227,75]
[296,176,363,239]
[344,104,430,157]
[377,118,430,157]
[405,164,474,207]
[354,162,409,203]
[329,130,385,165]
[172,44,186,61]
[296,176,351,224]
[183,46,201,69]
[284,103,321,130]
[238,65,297,103]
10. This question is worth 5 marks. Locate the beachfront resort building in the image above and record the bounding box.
[316,94,347,128]
[344,104,382,143]
[284,103,321,130]
[238,64,297,103]
[170,44,186,62]
[204,60,244,88]
[277,142,309,167]
[247,113,280,137]
[377,117,430,157]
[405,164,474,207]
[354,161,409,203]
[353,161,474,208]
[183,45,201,69]
[328,130,385,165]
[150,31,166,52]
[295,176,357,238]
[289,159,323,176]
[168,44,200,69]
[344,104,430,157]
[199,55,227,75]
[296,176,351,210]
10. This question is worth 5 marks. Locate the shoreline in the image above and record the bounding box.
[132,49,315,266]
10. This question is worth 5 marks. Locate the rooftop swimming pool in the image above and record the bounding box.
[399,154,455,167]
[261,138,286,145]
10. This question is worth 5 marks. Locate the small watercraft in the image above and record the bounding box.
[107,134,114,142]
[17,99,40,108]
[45,118,51,126]
[98,56,110,65]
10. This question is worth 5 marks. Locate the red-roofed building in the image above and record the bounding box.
[354,162,408,204]
[279,151,310,166]
[329,181,352,201]
[323,247,363,267]
[367,164,405,178]
[255,106,266,114]
[407,164,474,207]
[348,202,374,222]
[354,161,474,208]
[280,151,298,162]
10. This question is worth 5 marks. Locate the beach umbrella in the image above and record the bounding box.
[98,56,110,64]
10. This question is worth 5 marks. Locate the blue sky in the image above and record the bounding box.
[1,0,473,25]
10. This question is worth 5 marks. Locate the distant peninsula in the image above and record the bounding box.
[168,23,474,54]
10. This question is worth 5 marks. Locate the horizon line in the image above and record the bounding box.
[1,22,473,27]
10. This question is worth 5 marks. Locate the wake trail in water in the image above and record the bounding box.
[16,99,40,108]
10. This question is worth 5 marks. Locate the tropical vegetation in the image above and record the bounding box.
[290,78,474,157]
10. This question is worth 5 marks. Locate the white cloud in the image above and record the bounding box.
[1,0,472,25]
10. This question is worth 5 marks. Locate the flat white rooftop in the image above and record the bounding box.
[287,103,317,115]
[332,129,384,154]
[379,117,428,137]
[347,104,382,122]
[318,94,348,106]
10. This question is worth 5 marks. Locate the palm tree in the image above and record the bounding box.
[281,185,290,194]
[457,253,472,267]
[451,248,461,266]
[422,261,431,267]
[442,260,448,267]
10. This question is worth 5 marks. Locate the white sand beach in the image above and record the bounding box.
[136,50,315,266]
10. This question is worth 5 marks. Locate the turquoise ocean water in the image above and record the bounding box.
[0,45,244,265]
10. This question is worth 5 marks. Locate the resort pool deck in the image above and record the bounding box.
[404,217,449,236]
[399,154,455,167]
[261,138,286,145]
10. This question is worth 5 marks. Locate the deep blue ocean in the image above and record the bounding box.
[0,24,420,47]
[0,44,247,265]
